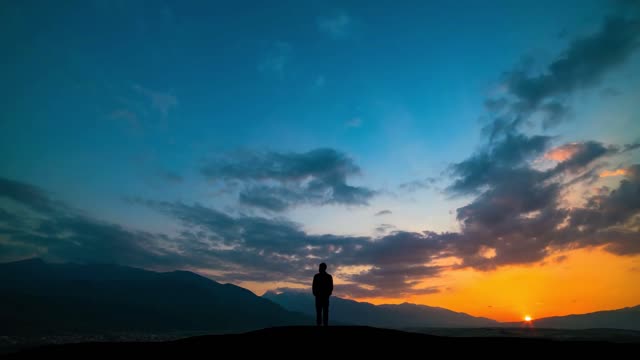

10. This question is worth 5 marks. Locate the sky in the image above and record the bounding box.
[1,0,639,322]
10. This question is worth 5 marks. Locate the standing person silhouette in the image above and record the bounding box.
[312,262,333,326]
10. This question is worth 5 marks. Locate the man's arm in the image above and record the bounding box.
[312,274,317,296]
[329,275,333,296]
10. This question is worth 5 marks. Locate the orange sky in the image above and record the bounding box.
[356,247,640,322]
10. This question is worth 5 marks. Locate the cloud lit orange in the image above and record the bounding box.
[600,168,628,178]
[544,143,581,162]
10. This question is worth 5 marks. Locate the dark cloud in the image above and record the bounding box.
[0,177,58,214]
[447,134,553,195]
[201,148,376,211]
[446,10,640,268]
[507,16,639,105]
[446,134,640,269]
[375,209,392,216]
[0,184,177,267]
[375,223,395,234]
[399,177,436,192]
[540,101,570,129]
[623,142,640,153]
[549,141,614,175]
[564,165,640,237]
[484,15,640,136]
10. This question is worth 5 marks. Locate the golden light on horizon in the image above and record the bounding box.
[524,315,532,322]
[354,247,640,322]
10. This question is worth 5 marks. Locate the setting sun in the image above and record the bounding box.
[524,315,532,322]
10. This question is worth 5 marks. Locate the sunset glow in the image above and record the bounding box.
[1,0,639,327]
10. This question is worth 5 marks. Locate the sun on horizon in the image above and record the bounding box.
[524,315,532,322]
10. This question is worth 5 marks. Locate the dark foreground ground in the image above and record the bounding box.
[3,326,639,358]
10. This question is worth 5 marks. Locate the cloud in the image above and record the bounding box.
[600,168,628,178]
[375,210,392,216]
[399,177,436,192]
[201,148,376,211]
[375,223,395,234]
[133,84,178,118]
[446,135,640,269]
[258,41,292,77]
[623,142,640,153]
[0,179,175,266]
[0,177,59,214]
[447,133,553,195]
[548,141,614,175]
[317,11,353,39]
[484,15,640,138]
[544,143,583,162]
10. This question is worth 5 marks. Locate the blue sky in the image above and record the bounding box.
[1,1,639,303]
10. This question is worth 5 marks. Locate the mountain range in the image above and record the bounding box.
[263,290,499,328]
[0,258,307,335]
[1,259,638,335]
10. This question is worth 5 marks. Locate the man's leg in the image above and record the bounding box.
[315,297,322,326]
[322,297,329,326]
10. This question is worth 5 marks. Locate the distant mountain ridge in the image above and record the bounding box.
[263,290,499,328]
[503,306,640,330]
[266,290,640,331]
[0,258,309,335]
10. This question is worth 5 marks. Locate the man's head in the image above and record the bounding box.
[319,262,327,273]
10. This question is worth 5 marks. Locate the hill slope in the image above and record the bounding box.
[7,326,638,357]
[0,259,308,335]
[264,290,498,328]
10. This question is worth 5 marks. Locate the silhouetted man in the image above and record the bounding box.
[312,262,333,326]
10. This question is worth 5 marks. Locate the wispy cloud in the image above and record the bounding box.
[375,209,392,216]
[317,11,354,39]
[399,178,436,192]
